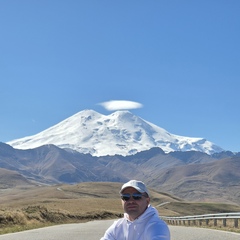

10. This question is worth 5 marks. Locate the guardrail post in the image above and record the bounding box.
[234,219,238,228]
[206,219,209,226]
[223,218,226,227]
[214,219,217,227]
[199,220,202,226]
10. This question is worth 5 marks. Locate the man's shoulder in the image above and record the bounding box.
[144,217,170,239]
[112,217,126,227]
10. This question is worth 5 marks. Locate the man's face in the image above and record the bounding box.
[121,187,150,221]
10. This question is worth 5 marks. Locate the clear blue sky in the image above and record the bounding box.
[0,1,239,152]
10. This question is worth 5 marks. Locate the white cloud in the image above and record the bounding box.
[98,100,143,111]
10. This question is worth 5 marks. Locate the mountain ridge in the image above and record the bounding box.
[7,110,224,156]
[0,142,239,204]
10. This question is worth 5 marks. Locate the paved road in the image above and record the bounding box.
[0,220,240,240]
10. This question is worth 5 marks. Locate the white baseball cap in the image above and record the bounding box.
[120,180,149,196]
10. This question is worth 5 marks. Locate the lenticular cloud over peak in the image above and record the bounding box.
[99,100,143,111]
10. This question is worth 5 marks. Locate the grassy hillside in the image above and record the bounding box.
[1,182,240,234]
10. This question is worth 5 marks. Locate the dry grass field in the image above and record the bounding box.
[1,182,240,234]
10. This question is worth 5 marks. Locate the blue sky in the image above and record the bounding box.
[0,1,239,152]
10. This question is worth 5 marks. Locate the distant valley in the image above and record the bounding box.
[0,142,239,205]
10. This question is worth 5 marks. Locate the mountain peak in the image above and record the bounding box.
[110,110,133,117]
[7,109,224,156]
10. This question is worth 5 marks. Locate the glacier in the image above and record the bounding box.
[7,109,224,156]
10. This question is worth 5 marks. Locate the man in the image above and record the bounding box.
[101,180,170,240]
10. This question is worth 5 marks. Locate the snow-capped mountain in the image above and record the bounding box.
[7,110,224,156]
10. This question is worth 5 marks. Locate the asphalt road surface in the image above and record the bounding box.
[0,220,240,240]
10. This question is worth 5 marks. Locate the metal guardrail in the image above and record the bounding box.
[162,212,240,228]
